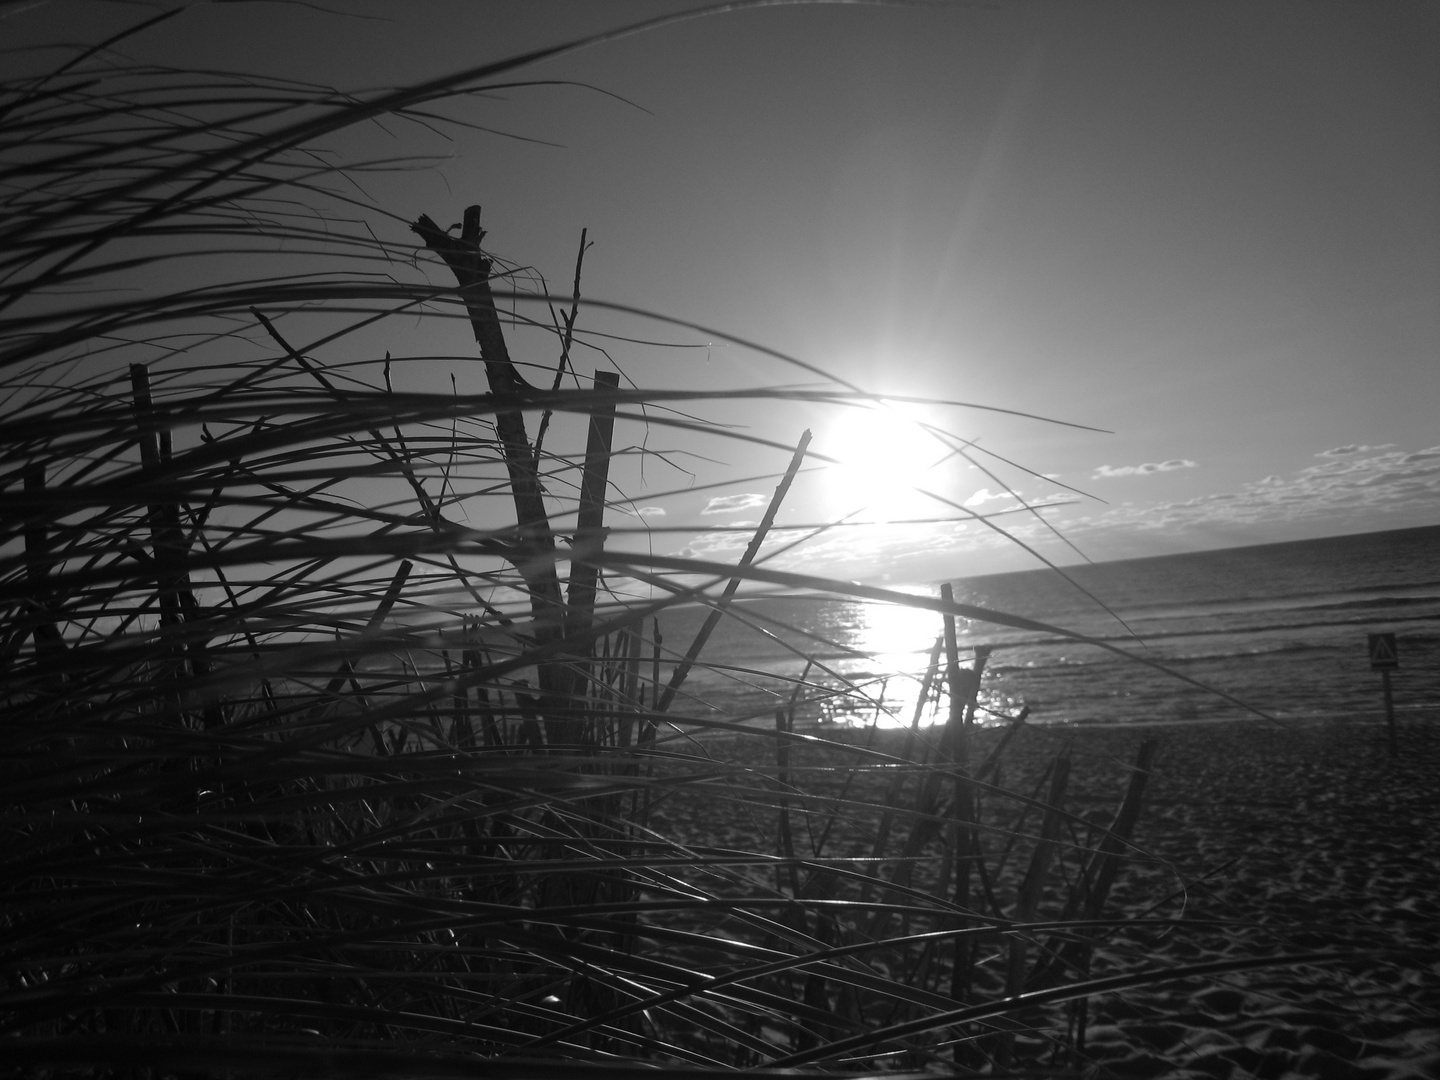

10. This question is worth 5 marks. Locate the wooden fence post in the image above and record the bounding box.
[23,464,66,679]
[563,370,622,727]
[130,364,220,729]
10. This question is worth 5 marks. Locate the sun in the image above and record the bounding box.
[820,402,952,522]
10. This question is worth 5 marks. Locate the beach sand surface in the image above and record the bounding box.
[645,716,1440,1077]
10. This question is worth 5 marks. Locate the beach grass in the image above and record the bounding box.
[3,9,1437,1078]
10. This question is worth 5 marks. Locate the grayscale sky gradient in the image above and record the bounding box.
[15,0,1438,580]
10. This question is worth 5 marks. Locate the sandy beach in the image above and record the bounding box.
[650,714,1440,1077]
[990,717,1440,1079]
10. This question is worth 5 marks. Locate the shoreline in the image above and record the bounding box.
[1007,704,1440,729]
[670,699,1440,739]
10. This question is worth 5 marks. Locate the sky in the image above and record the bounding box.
[14,0,1440,583]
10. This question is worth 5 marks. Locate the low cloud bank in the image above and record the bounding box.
[702,493,767,515]
[655,444,1440,585]
[1068,445,1440,539]
[1093,459,1197,479]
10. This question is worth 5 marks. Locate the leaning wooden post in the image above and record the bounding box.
[412,206,572,741]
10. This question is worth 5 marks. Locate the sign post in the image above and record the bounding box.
[1367,633,1399,757]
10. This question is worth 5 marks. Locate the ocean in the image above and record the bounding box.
[654,523,1440,728]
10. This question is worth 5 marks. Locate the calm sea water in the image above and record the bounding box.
[655,524,1440,728]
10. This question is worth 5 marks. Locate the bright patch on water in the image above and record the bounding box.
[657,524,1440,729]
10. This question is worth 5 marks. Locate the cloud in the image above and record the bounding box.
[666,522,820,573]
[865,443,1439,578]
[701,493,767,515]
[652,444,1440,587]
[963,487,1013,507]
[617,505,666,518]
[1316,444,1392,458]
[1093,459,1197,479]
[1065,445,1440,537]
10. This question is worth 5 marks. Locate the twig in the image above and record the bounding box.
[656,429,812,713]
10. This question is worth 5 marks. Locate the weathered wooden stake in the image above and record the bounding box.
[23,463,66,676]
[1382,668,1397,757]
[1367,633,1400,757]
[564,369,621,640]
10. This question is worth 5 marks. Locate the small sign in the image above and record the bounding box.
[1368,633,1399,670]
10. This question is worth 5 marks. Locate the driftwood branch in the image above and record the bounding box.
[411,207,563,634]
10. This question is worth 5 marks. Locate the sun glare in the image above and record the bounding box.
[822,402,949,522]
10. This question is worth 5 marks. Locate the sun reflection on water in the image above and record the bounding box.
[817,599,1020,730]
